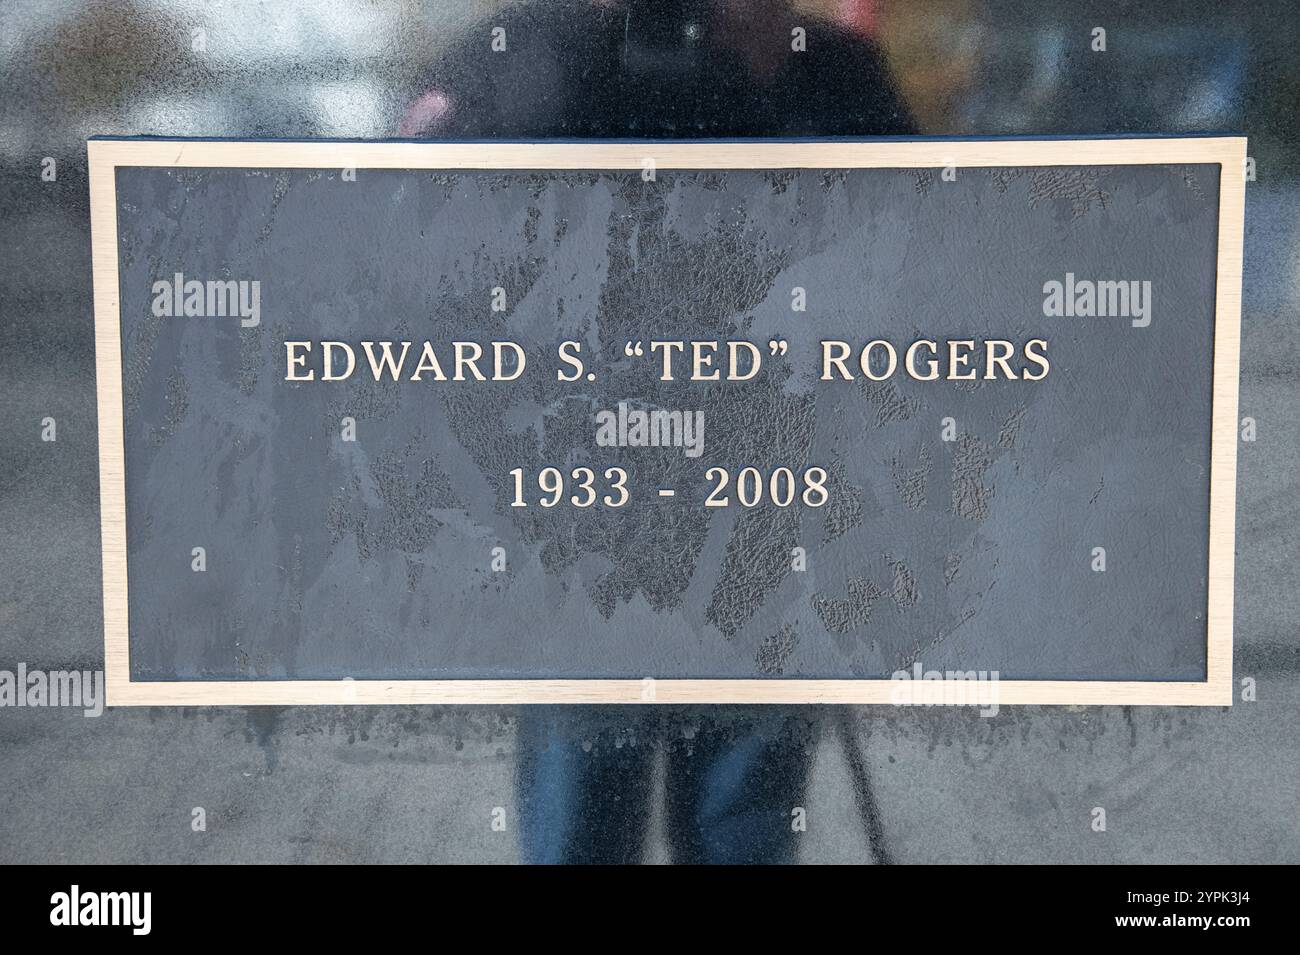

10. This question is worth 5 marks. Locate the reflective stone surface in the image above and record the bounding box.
[1,0,1297,863]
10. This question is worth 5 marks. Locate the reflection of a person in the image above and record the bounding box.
[402,0,916,863]
[400,0,915,140]
[517,708,812,864]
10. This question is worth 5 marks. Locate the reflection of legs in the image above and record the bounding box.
[515,707,655,864]
[663,712,811,865]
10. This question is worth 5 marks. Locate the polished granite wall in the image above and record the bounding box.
[0,0,1296,863]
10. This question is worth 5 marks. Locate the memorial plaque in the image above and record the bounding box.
[88,138,1244,705]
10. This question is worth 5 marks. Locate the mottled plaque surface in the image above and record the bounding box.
[91,140,1241,701]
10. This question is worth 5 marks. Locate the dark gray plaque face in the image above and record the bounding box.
[109,159,1221,685]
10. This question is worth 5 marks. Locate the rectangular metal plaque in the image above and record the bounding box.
[89,138,1244,705]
